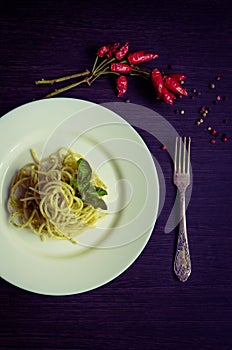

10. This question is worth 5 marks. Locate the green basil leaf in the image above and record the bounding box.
[85,193,107,210]
[71,178,78,187]
[76,158,92,186]
[86,184,98,196]
[95,187,108,196]
[73,159,107,210]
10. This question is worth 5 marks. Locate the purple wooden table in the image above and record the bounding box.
[1,1,232,349]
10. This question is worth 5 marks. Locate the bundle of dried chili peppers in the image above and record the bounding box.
[35,42,188,104]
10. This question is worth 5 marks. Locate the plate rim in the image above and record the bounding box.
[0,97,159,295]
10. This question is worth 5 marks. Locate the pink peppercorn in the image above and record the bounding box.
[210,139,216,144]
[222,135,228,142]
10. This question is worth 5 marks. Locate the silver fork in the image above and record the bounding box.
[173,136,191,282]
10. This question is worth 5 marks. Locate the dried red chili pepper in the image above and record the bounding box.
[151,69,174,104]
[160,86,174,105]
[151,69,164,98]
[166,90,176,100]
[97,45,111,58]
[115,42,129,60]
[106,42,120,58]
[116,76,128,97]
[164,76,188,96]
[127,50,158,65]
[97,43,120,58]
[37,42,189,106]
[169,73,187,82]
[111,63,132,73]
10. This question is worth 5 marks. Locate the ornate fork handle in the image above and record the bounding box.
[174,189,191,282]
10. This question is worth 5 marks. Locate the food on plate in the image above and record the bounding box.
[7,148,108,244]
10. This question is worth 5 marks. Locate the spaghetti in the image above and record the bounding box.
[7,148,108,244]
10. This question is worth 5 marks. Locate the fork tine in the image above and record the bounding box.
[187,137,191,174]
[175,137,181,173]
[183,137,186,173]
[178,137,181,173]
[174,136,191,174]
[174,137,178,173]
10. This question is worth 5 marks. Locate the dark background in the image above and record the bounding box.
[1,1,232,349]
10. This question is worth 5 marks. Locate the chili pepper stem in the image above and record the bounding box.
[129,68,150,79]
[35,69,90,85]
[93,57,116,74]
[88,70,120,85]
[42,69,120,98]
[98,70,120,77]
[92,58,107,74]
[131,65,150,76]
[91,56,98,74]
[130,72,147,78]
[42,77,89,98]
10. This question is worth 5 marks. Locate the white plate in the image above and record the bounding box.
[0,98,159,295]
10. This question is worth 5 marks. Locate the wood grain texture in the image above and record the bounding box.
[0,1,232,349]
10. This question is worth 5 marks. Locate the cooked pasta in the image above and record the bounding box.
[7,148,108,244]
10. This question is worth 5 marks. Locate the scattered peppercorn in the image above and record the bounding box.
[211,129,218,136]
[179,109,185,115]
[191,88,202,97]
[161,145,167,150]
[202,106,209,113]
[191,73,230,145]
